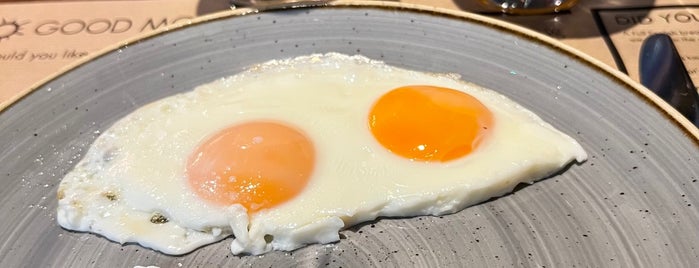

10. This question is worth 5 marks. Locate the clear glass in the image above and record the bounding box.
[480,0,580,14]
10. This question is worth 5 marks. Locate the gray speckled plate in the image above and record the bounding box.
[1,2,698,267]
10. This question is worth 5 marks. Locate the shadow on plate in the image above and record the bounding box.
[344,159,582,235]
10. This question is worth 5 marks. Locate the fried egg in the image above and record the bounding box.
[57,53,587,255]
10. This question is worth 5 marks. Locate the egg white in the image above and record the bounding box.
[57,53,586,255]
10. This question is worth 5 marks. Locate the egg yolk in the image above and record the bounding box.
[369,85,493,162]
[186,121,315,213]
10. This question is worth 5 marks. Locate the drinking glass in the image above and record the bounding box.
[480,0,580,14]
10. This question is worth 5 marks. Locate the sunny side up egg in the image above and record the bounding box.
[57,53,587,255]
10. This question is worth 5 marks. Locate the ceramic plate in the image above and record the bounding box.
[1,2,697,267]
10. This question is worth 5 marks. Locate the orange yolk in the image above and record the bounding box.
[186,121,315,213]
[369,85,494,162]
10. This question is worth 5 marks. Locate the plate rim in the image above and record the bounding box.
[2,0,697,142]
